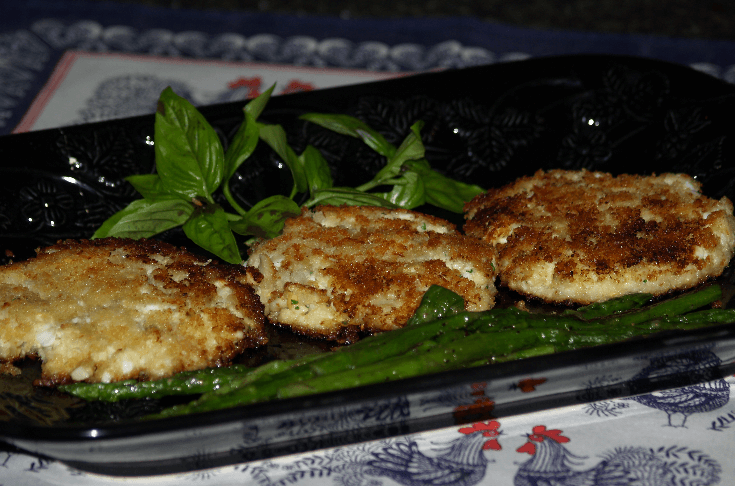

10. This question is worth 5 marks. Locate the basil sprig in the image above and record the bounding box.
[301,114,485,213]
[94,86,485,264]
[94,88,247,263]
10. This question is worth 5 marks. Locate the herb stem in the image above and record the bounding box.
[222,182,248,217]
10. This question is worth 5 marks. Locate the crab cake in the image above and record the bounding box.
[245,205,498,342]
[464,169,735,304]
[0,238,267,385]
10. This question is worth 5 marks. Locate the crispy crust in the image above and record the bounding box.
[464,169,735,304]
[0,238,267,385]
[245,205,498,342]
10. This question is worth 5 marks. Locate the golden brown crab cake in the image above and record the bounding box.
[245,205,498,342]
[464,169,735,304]
[0,238,267,385]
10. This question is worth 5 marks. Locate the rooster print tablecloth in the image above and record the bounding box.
[2,374,734,485]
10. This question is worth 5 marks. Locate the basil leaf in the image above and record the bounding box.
[92,197,193,239]
[155,87,225,201]
[224,85,275,181]
[125,174,168,200]
[404,159,485,213]
[379,170,426,209]
[366,121,425,188]
[299,113,395,157]
[245,83,275,119]
[224,111,260,181]
[183,204,242,264]
[307,188,399,208]
[405,285,466,327]
[230,195,301,239]
[258,124,308,196]
[300,145,333,196]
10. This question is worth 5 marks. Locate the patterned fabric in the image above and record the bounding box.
[3,0,735,133]
[3,375,734,484]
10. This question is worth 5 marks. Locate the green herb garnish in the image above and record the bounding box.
[93,85,485,263]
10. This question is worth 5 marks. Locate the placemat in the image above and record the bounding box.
[3,0,735,135]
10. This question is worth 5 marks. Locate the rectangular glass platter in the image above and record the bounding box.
[1,54,735,476]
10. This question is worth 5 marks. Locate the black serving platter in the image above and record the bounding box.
[2,54,735,476]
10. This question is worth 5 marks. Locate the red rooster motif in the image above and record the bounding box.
[514,425,721,486]
[226,76,262,98]
[366,420,502,486]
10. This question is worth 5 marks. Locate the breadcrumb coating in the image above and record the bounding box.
[245,205,498,342]
[0,238,267,385]
[464,169,735,304]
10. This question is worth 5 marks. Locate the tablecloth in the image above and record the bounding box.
[3,373,735,484]
[4,0,735,136]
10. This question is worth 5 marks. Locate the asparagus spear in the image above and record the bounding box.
[275,329,546,400]
[60,287,477,402]
[59,355,325,401]
[562,292,653,319]
[152,285,732,417]
[155,320,489,414]
[61,285,733,411]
